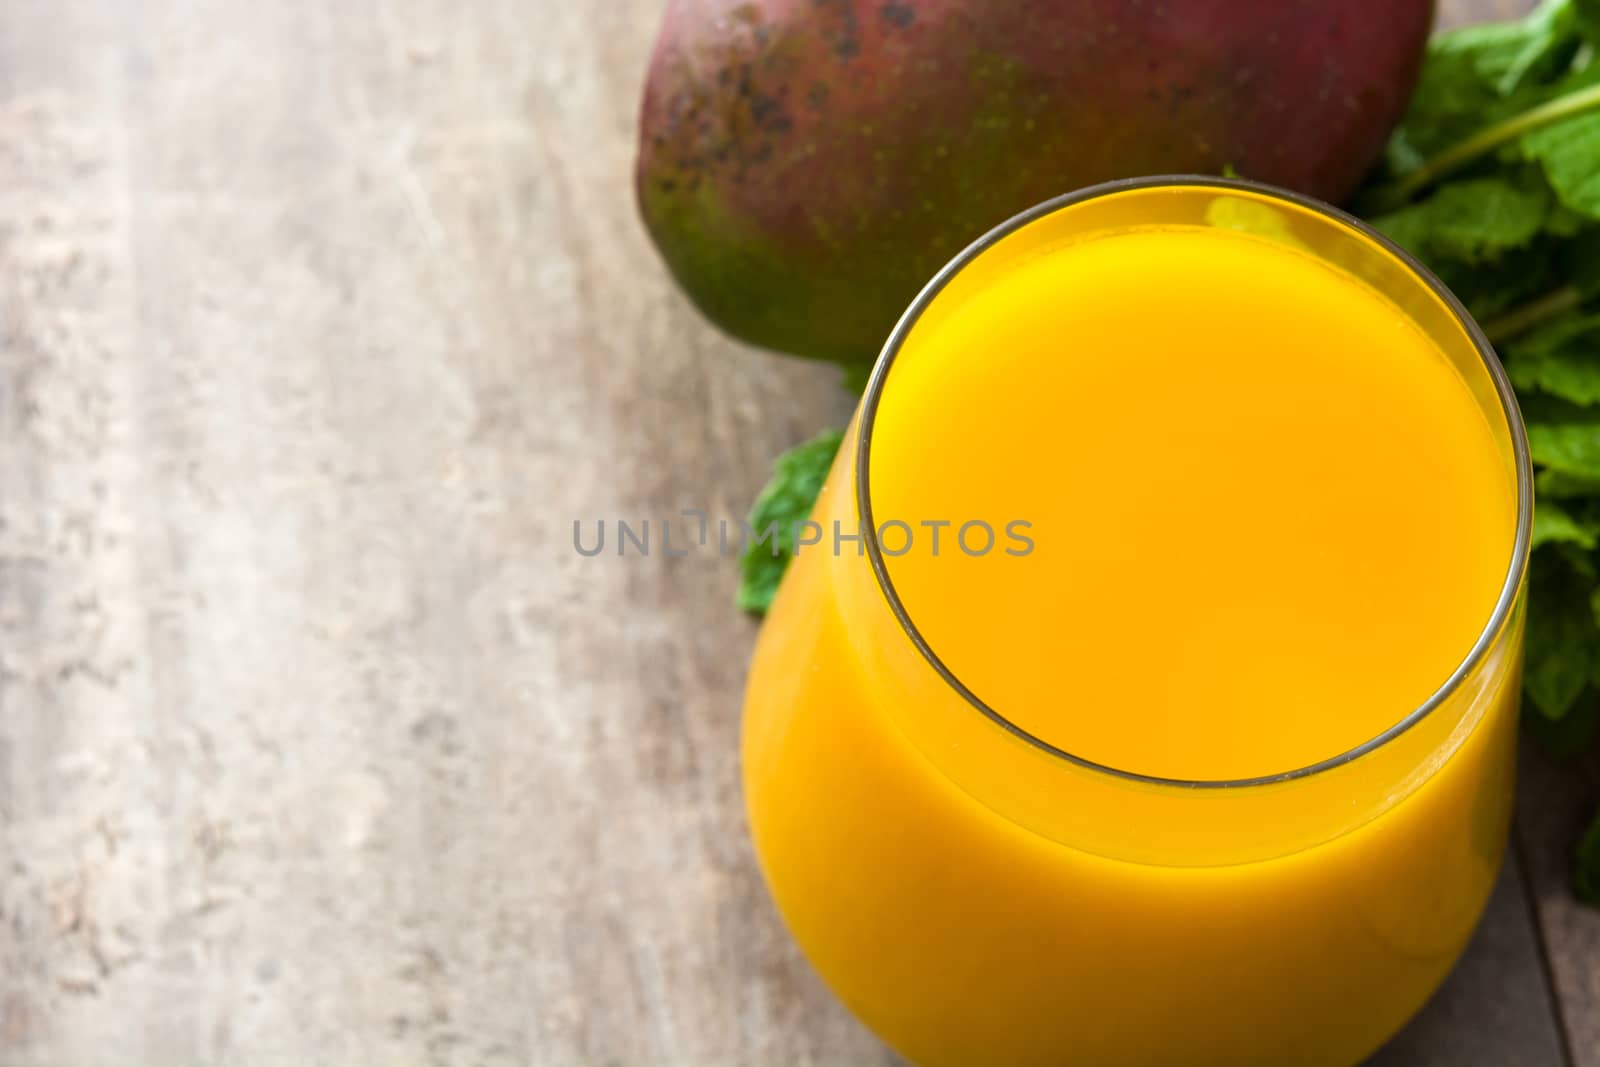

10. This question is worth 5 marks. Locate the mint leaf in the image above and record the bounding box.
[1535,499,1600,548]
[1526,552,1600,719]
[1387,0,1583,170]
[1559,539,1599,581]
[1508,311,1600,403]
[1451,242,1562,320]
[1574,0,1600,45]
[1528,414,1600,476]
[1547,199,1593,236]
[1465,0,1581,95]
[737,429,844,615]
[1370,204,1434,256]
[1577,805,1600,904]
[1374,175,1549,263]
[1540,468,1600,497]
[1560,228,1600,294]
[1431,177,1550,261]
[1523,110,1600,215]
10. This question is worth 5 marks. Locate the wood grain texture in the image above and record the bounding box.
[0,1,859,1063]
[1519,744,1600,1067]
[0,0,1582,1065]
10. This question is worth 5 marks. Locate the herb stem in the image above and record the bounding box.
[1384,81,1600,206]
[1481,283,1582,345]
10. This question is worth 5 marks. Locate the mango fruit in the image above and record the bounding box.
[636,0,1435,364]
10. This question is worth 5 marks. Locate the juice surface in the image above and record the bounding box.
[868,224,1515,780]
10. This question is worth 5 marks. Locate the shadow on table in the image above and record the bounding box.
[1366,858,1564,1066]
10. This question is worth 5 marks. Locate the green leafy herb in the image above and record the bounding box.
[1534,499,1600,548]
[1523,110,1600,213]
[737,429,843,614]
[1506,312,1600,403]
[1529,415,1600,476]
[1577,803,1600,903]
[1380,0,1583,175]
[1372,174,1549,263]
[1541,467,1600,496]
[1526,552,1600,719]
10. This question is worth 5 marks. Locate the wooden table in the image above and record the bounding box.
[0,0,1595,1063]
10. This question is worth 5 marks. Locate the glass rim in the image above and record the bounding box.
[853,174,1535,791]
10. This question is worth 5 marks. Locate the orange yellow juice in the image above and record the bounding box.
[742,182,1530,1066]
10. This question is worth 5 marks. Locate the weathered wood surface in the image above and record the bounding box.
[0,0,1592,1064]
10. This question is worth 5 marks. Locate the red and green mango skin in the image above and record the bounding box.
[636,0,1435,365]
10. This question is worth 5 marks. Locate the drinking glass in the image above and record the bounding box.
[741,178,1532,1067]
